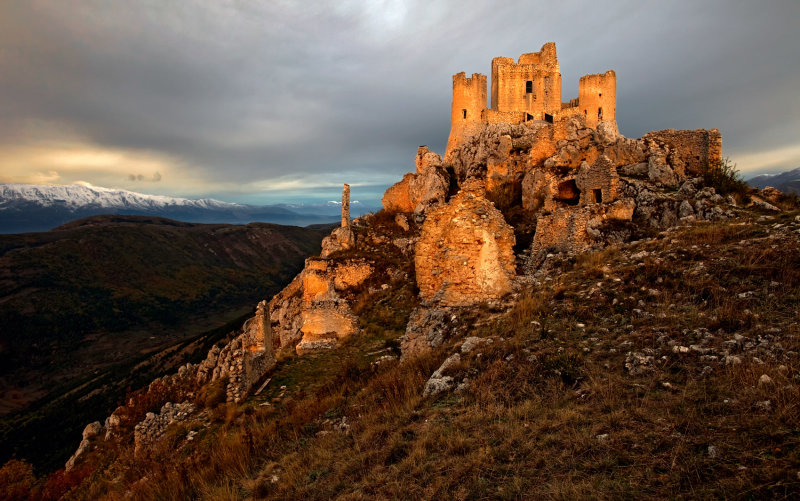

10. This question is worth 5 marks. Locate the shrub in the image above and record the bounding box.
[0,459,37,501]
[700,157,749,202]
[201,377,229,409]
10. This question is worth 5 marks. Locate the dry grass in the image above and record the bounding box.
[19,209,798,500]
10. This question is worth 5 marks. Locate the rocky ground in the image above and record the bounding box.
[4,203,795,500]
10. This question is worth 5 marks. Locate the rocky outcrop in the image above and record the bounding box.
[382,146,451,215]
[65,421,103,471]
[133,401,200,454]
[320,226,355,258]
[415,180,515,306]
[65,297,278,470]
[423,353,461,397]
[400,307,454,359]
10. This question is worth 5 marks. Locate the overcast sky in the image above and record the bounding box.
[1,1,798,205]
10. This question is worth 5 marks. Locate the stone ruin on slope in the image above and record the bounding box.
[64,42,738,472]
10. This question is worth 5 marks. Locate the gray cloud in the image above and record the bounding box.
[0,0,798,203]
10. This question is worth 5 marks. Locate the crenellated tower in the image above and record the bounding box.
[444,42,618,160]
[446,72,488,157]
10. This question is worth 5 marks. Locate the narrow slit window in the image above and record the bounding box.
[525,81,533,93]
[462,109,467,119]
[598,107,603,120]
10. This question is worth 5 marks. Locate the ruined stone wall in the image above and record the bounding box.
[578,70,616,129]
[294,257,372,354]
[484,109,526,125]
[415,181,515,306]
[552,105,583,122]
[383,146,450,214]
[269,273,304,348]
[576,156,620,206]
[491,46,562,118]
[641,129,722,176]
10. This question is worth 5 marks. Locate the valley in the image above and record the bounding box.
[0,216,330,471]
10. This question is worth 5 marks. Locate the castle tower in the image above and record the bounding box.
[445,72,487,160]
[491,42,562,119]
[578,70,616,128]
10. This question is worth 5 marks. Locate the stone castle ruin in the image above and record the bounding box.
[447,42,616,158]
[66,42,741,472]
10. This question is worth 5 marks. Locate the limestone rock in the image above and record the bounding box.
[320,225,356,258]
[415,181,516,306]
[750,197,780,212]
[678,199,695,219]
[461,336,492,353]
[596,120,619,145]
[647,154,678,187]
[423,353,461,397]
[618,162,648,177]
[760,186,782,204]
[83,421,103,440]
[65,421,104,471]
[400,307,452,359]
[382,146,450,215]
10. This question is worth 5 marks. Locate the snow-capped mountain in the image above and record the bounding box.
[0,183,339,233]
[747,167,800,194]
[0,183,246,211]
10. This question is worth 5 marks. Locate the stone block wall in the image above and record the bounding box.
[578,70,617,129]
[415,181,515,306]
[641,129,723,176]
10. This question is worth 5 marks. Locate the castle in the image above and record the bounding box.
[446,42,616,157]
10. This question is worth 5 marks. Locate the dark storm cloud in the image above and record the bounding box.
[1,0,798,203]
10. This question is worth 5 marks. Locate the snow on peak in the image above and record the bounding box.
[0,183,244,211]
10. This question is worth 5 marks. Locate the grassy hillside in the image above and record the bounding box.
[0,215,330,472]
[19,208,798,500]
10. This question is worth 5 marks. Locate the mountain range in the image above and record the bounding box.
[0,183,377,233]
[747,167,800,194]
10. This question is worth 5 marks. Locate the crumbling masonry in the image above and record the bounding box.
[446,42,616,159]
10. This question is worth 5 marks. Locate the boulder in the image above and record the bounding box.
[596,120,619,145]
[423,354,461,397]
[320,226,356,258]
[647,154,678,187]
[382,146,450,215]
[400,307,451,359]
